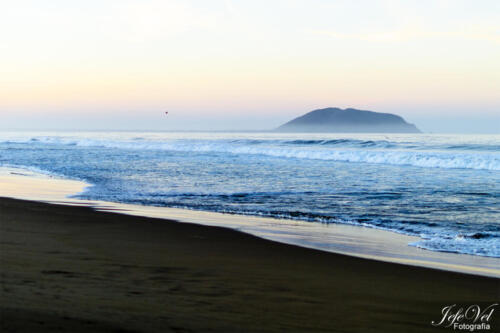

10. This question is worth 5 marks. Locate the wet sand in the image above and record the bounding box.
[1,197,499,332]
[2,167,498,278]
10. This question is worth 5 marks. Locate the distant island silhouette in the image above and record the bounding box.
[276,107,420,133]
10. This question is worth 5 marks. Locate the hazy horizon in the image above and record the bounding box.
[1,107,499,134]
[1,0,499,134]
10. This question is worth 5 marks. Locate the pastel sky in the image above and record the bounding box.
[1,0,499,132]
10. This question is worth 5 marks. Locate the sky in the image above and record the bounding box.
[0,0,499,133]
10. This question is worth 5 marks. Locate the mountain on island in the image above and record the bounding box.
[276,107,420,133]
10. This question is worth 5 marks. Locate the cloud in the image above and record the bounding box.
[100,0,220,43]
[311,29,401,42]
[310,16,500,44]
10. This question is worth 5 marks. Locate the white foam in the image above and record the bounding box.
[6,136,498,171]
[410,236,500,258]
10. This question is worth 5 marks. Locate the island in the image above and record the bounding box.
[276,107,421,133]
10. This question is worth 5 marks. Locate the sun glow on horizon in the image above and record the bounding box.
[1,0,499,132]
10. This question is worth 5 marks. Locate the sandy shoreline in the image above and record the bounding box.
[1,167,499,332]
[1,167,499,278]
[1,196,499,333]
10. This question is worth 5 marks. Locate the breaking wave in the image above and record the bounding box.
[2,136,499,171]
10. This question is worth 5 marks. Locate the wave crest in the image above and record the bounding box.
[2,136,499,170]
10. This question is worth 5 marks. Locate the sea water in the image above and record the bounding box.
[0,131,498,257]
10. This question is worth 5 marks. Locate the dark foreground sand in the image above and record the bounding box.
[1,198,499,332]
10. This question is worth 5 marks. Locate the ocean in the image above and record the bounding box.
[1,131,498,258]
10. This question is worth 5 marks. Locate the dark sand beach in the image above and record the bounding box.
[1,197,499,332]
